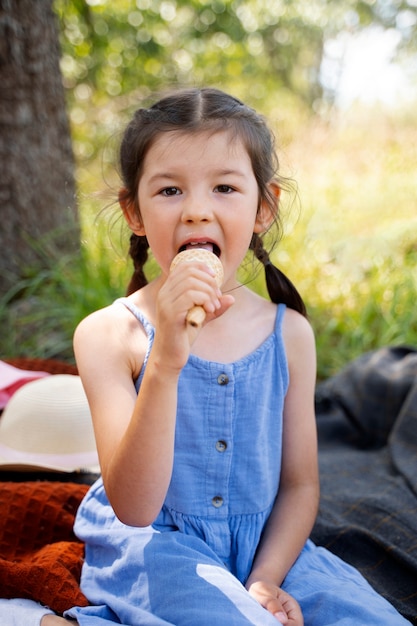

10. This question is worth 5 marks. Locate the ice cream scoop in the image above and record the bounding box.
[170,248,224,328]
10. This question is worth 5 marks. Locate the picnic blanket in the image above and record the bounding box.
[311,345,417,625]
[0,480,89,614]
[0,348,416,621]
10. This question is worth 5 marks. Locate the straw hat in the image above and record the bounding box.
[0,375,100,473]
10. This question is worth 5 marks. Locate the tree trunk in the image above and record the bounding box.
[0,0,78,295]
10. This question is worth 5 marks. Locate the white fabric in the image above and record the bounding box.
[0,598,53,626]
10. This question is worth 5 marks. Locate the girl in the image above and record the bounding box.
[61,88,409,625]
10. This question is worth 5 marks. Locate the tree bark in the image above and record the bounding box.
[0,0,78,295]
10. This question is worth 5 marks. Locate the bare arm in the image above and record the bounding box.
[73,305,180,527]
[246,310,319,623]
[74,262,233,527]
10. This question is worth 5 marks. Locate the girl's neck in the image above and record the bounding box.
[191,287,277,363]
[130,276,277,364]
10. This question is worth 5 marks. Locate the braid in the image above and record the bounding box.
[126,234,149,295]
[250,234,307,317]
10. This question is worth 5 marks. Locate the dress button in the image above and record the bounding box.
[217,373,229,385]
[215,440,227,453]
[212,496,224,508]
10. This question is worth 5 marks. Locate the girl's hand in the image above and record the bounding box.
[155,260,233,365]
[247,580,303,625]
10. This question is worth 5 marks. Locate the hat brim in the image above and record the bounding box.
[0,442,100,473]
[0,374,100,473]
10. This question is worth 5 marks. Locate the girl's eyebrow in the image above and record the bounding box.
[216,168,247,178]
[147,172,177,184]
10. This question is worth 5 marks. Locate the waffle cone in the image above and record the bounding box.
[170,249,224,328]
[170,249,224,286]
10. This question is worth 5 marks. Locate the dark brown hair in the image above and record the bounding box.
[120,87,306,316]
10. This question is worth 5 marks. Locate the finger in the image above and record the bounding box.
[167,272,222,317]
[279,591,303,626]
[204,294,235,322]
[262,596,288,623]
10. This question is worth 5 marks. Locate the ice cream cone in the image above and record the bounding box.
[170,249,224,328]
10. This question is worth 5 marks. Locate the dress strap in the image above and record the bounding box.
[114,297,155,388]
[275,302,287,331]
[275,303,289,392]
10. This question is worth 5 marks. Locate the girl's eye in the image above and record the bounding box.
[215,184,234,194]
[160,187,180,196]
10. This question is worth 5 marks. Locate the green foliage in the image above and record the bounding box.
[53,0,336,172]
[273,105,417,378]
[0,226,131,361]
[310,257,417,379]
[54,0,416,198]
[55,0,326,103]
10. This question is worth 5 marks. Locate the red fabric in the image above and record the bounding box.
[0,481,89,614]
[4,357,78,376]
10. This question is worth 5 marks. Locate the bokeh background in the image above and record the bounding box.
[1,0,416,379]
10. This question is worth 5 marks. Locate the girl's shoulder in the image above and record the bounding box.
[281,307,316,375]
[281,306,314,338]
[74,297,145,340]
[73,297,150,382]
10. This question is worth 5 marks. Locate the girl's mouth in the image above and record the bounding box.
[179,241,221,257]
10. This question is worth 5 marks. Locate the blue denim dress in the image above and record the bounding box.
[66,299,410,625]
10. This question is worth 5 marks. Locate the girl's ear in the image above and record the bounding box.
[253,182,280,234]
[119,188,146,236]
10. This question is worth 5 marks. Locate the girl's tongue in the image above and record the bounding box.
[185,242,214,253]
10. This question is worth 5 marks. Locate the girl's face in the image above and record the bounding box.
[126,130,271,290]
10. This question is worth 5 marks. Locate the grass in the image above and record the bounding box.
[2,102,416,380]
[275,103,417,378]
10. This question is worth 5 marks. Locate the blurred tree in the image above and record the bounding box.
[0,0,78,295]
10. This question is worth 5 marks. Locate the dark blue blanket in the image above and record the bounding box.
[312,346,417,625]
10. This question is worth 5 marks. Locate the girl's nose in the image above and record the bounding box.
[181,197,213,223]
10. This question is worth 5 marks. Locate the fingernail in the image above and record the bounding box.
[274,612,287,623]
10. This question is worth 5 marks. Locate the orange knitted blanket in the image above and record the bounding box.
[0,480,89,614]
